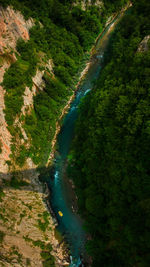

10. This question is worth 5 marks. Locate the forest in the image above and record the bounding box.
[1,0,127,166]
[1,0,149,266]
[68,0,150,266]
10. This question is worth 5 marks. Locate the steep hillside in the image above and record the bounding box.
[0,6,68,267]
[69,0,150,266]
[0,5,33,175]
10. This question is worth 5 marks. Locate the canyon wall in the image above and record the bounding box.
[0,6,68,266]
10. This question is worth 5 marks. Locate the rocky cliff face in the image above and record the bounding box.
[74,0,103,10]
[0,6,33,175]
[0,6,33,54]
[0,6,68,267]
[138,35,150,52]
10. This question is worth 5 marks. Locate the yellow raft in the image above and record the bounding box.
[58,211,63,217]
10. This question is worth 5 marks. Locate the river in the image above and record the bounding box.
[47,9,127,267]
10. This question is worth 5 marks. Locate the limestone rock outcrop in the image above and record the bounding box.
[0,6,34,175]
[138,35,150,52]
[0,6,33,54]
[73,0,103,10]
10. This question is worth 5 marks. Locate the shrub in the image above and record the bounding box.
[0,231,5,243]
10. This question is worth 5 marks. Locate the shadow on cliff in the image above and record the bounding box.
[0,165,58,220]
[0,165,54,193]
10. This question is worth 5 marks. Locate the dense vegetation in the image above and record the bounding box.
[1,0,128,166]
[68,0,150,266]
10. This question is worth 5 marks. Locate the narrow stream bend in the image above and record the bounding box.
[47,12,126,267]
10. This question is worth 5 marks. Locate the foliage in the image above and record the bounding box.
[26,258,31,266]
[0,140,2,154]
[23,235,53,251]
[2,0,116,166]
[15,144,29,167]
[41,251,55,267]
[69,1,150,266]
[0,188,5,202]
[0,231,5,243]
[23,235,55,267]
[10,176,29,189]
[3,39,38,125]
[37,211,50,232]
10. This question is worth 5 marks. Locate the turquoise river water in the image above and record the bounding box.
[47,12,125,267]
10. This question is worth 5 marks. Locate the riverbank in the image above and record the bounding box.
[46,7,127,168]
[44,4,132,266]
[93,1,132,52]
